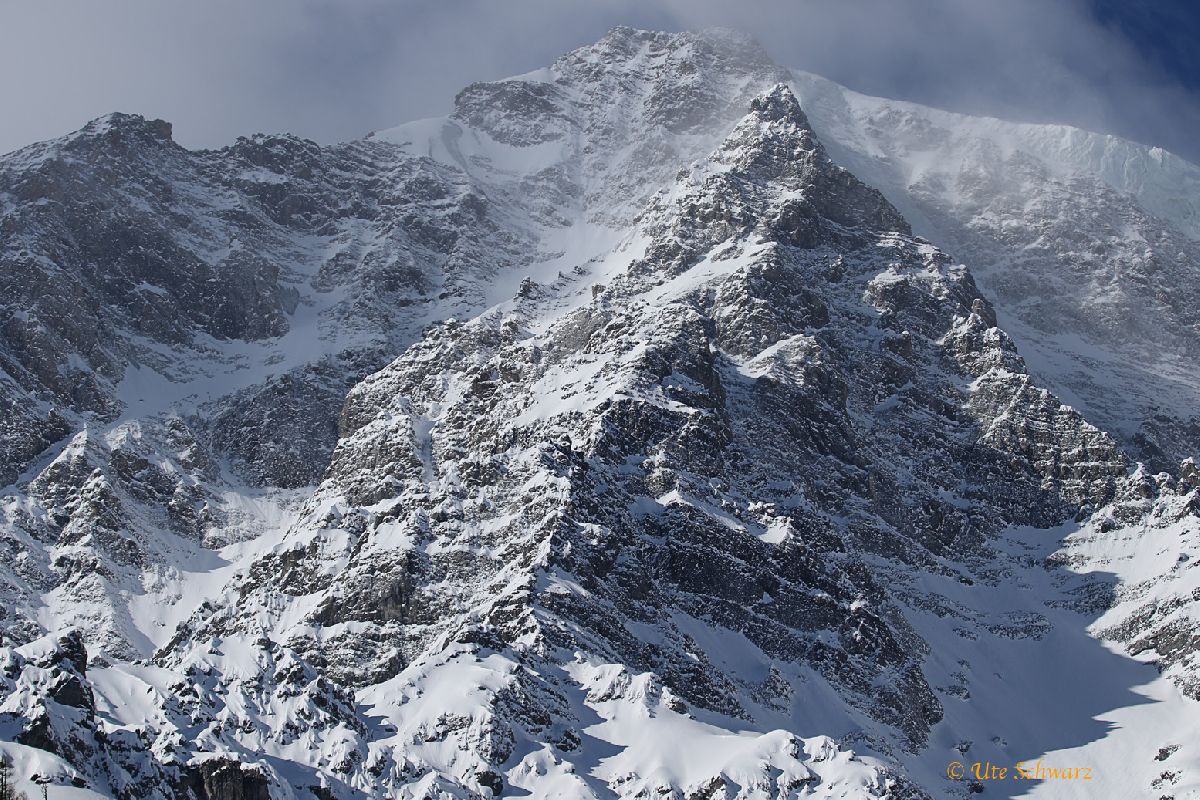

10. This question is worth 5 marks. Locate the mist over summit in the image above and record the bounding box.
[0,25,1197,800]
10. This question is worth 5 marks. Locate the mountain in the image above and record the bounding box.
[790,71,1200,473]
[0,26,1197,800]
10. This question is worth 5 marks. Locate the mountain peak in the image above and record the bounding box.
[78,112,174,144]
[561,24,785,87]
[594,24,769,55]
[696,83,910,239]
[1,23,1199,800]
[749,82,811,127]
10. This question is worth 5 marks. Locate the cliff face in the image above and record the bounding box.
[790,70,1200,473]
[0,26,1196,800]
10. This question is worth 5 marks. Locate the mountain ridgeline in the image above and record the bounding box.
[0,27,1197,800]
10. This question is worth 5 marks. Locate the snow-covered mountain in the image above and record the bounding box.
[0,26,1196,800]
[790,71,1200,473]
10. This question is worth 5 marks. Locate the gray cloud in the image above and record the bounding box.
[1,0,1197,163]
[659,0,1200,161]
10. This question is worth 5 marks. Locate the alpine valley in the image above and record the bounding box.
[0,27,1197,800]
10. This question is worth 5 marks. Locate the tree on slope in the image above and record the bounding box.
[0,756,29,800]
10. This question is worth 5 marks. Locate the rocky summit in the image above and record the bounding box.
[0,26,1197,800]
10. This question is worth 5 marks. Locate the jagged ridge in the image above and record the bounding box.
[0,26,1197,800]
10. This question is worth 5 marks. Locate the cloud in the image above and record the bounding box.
[0,0,666,153]
[1,0,1196,163]
[657,0,1200,161]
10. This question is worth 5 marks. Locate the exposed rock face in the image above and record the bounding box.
[205,360,357,488]
[790,71,1200,472]
[0,25,1197,800]
[2,631,171,794]
[188,759,272,800]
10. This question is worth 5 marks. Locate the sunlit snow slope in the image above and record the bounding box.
[792,70,1200,471]
[0,25,1196,800]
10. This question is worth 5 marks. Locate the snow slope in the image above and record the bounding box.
[791,70,1200,471]
[0,25,1196,800]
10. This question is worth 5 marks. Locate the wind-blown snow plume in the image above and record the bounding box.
[0,26,1196,800]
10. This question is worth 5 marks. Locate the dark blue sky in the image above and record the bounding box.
[1092,0,1200,91]
[1,0,1198,163]
[1083,0,1200,155]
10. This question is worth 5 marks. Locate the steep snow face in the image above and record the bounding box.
[0,25,1197,800]
[372,27,794,306]
[790,71,1200,471]
[0,27,797,666]
[139,85,955,797]
[0,118,535,659]
[376,27,788,216]
[126,84,1186,799]
[788,74,1200,240]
